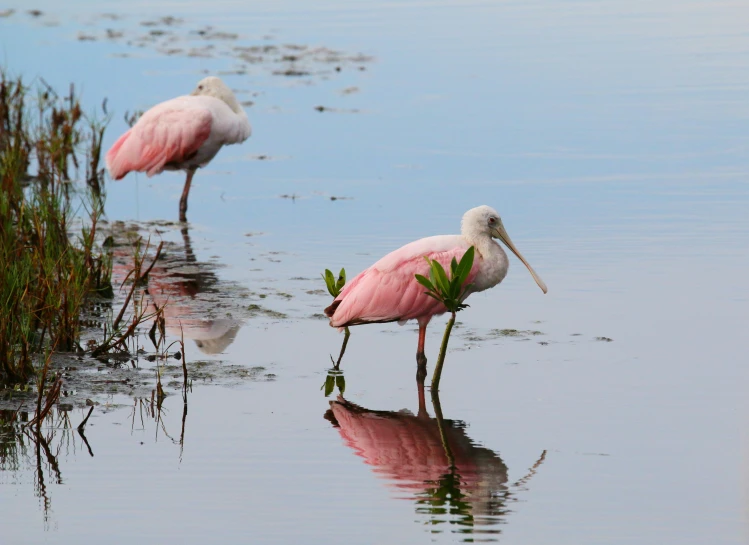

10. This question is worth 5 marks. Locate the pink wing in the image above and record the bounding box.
[106,101,212,179]
[326,235,478,327]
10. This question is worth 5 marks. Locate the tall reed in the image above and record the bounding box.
[0,73,111,385]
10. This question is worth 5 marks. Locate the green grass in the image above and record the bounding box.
[0,72,112,385]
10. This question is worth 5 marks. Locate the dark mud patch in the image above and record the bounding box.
[453,327,553,352]
[29,10,375,104]
[314,105,361,114]
[246,154,289,161]
[0,353,276,412]
[462,328,545,343]
[0,223,283,411]
[247,304,288,320]
[279,193,303,200]
[7,9,375,113]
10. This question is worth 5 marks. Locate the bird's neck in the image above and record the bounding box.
[463,232,509,292]
[222,95,245,116]
[463,231,495,258]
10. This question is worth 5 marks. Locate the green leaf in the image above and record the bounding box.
[455,246,475,285]
[430,260,450,296]
[450,257,459,276]
[422,291,443,303]
[335,374,346,395]
[448,278,461,302]
[414,274,436,292]
[323,269,337,297]
[336,268,347,292]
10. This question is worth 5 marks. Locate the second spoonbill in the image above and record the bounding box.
[105,76,251,222]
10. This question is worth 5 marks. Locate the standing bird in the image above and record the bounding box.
[325,205,547,369]
[105,76,251,222]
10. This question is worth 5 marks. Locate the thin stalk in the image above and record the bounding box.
[431,311,456,392]
[334,326,350,369]
[430,389,455,468]
[112,240,163,331]
[179,322,188,398]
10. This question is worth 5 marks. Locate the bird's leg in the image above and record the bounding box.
[416,369,428,419]
[180,224,196,263]
[179,169,196,223]
[416,323,428,376]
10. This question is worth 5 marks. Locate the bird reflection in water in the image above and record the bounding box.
[325,377,546,541]
[145,226,242,355]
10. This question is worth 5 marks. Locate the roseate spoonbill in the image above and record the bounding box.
[105,76,251,222]
[324,205,547,369]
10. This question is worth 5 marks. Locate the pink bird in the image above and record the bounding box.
[105,76,251,222]
[325,205,547,369]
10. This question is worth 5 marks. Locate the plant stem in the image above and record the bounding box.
[430,389,455,468]
[335,326,351,369]
[431,312,456,391]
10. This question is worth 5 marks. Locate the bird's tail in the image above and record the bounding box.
[324,299,341,318]
[105,129,133,180]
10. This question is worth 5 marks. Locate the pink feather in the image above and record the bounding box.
[327,235,479,327]
[106,104,212,180]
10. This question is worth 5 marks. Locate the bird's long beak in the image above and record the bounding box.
[494,224,548,294]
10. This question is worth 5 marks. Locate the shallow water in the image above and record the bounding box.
[2,1,749,543]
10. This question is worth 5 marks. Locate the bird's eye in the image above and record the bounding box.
[198,85,204,91]
[488,217,496,224]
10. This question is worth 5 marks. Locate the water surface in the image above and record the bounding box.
[1,1,748,543]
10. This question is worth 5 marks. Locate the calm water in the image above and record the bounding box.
[2,1,749,543]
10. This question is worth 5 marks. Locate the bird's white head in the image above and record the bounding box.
[462,205,548,294]
[191,76,243,114]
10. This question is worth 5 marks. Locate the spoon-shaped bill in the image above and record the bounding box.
[494,225,547,294]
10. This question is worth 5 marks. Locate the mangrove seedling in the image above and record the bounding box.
[323,268,350,368]
[414,246,475,391]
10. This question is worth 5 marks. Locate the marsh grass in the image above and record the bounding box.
[0,72,112,385]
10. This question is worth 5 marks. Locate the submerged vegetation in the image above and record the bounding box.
[0,72,111,385]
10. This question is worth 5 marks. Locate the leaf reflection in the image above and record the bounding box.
[324,377,546,541]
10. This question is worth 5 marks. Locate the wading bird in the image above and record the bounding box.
[325,205,547,371]
[105,76,251,222]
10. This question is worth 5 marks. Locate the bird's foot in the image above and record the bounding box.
[416,351,427,367]
[416,351,427,382]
